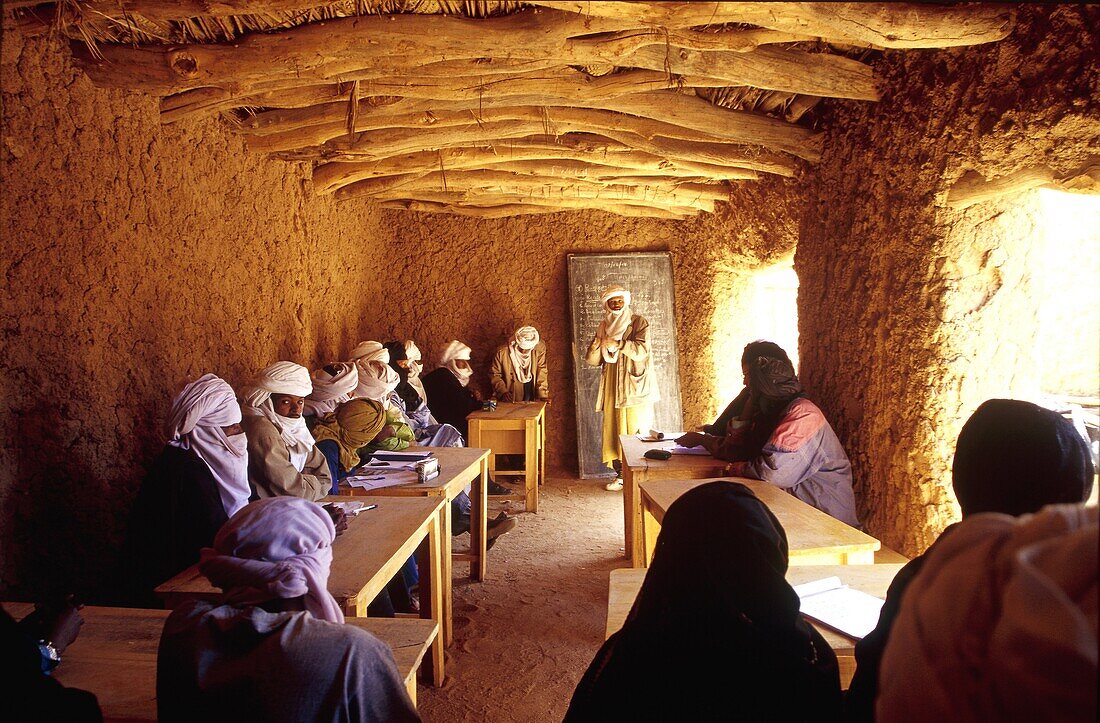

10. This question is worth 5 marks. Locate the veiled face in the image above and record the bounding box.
[453,359,471,371]
[271,393,306,418]
[221,423,244,436]
[606,295,626,311]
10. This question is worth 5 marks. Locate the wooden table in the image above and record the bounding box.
[339,445,490,645]
[155,495,446,685]
[467,401,545,513]
[605,563,905,689]
[640,477,881,567]
[618,434,732,566]
[1,603,438,719]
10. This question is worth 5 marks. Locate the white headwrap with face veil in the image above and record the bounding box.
[303,362,358,418]
[509,326,540,384]
[166,374,251,518]
[439,340,473,387]
[240,362,316,472]
[596,285,633,363]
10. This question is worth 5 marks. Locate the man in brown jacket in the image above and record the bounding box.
[489,326,550,403]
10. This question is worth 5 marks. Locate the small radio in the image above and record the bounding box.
[416,457,440,483]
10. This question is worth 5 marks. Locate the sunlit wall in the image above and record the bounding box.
[708,256,800,416]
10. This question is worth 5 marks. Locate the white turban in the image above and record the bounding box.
[404,340,428,402]
[597,284,633,363]
[510,326,540,384]
[166,374,250,518]
[439,340,473,387]
[878,504,1098,723]
[241,362,317,473]
[514,326,540,351]
[199,497,344,624]
[303,362,358,418]
[349,340,385,362]
[350,341,399,405]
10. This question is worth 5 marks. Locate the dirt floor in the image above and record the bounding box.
[417,474,625,722]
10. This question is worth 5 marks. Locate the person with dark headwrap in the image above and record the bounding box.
[382,340,464,449]
[157,498,419,723]
[564,481,842,722]
[677,340,859,527]
[845,398,1095,723]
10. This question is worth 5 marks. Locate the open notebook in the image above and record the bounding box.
[793,576,885,640]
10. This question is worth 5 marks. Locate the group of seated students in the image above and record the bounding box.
[566,396,1096,722]
[124,333,542,613]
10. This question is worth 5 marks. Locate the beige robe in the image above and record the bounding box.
[489,342,550,402]
[242,415,332,502]
[585,315,657,463]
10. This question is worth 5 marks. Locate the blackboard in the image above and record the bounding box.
[568,252,684,478]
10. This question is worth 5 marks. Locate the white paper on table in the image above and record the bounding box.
[328,501,365,515]
[370,450,433,461]
[636,430,686,442]
[344,471,417,491]
[666,445,712,456]
[363,459,419,470]
[793,576,885,640]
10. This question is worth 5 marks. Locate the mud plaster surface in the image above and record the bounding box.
[0,29,388,593]
[798,4,1099,554]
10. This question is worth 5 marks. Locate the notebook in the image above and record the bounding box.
[793,576,885,640]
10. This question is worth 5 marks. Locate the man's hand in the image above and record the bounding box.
[675,432,707,448]
[322,504,349,537]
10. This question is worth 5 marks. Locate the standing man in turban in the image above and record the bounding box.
[584,285,656,491]
[423,340,482,439]
[157,497,419,723]
[490,326,550,403]
[122,374,250,604]
[241,361,332,503]
[676,340,859,527]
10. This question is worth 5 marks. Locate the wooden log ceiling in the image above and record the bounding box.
[7,1,1015,219]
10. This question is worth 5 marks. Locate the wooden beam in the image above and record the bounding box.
[946,162,1100,209]
[288,130,802,179]
[374,190,708,216]
[159,57,570,123]
[243,100,820,161]
[337,169,729,205]
[379,199,697,220]
[312,140,756,195]
[72,8,876,101]
[528,2,1016,48]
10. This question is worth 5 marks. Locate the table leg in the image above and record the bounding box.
[538,413,545,487]
[642,504,661,567]
[622,464,636,565]
[416,513,445,687]
[525,418,538,513]
[438,497,454,646]
[470,458,488,581]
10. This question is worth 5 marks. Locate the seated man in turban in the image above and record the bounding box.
[241,361,332,503]
[677,340,859,527]
[302,362,358,420]
[489,326,549,403]
[422,340,482,439]
[846,398,1095,723]
[382,341,511,500]
[157,497,419,723]
[122,374,250,604]
[347,341,415,452]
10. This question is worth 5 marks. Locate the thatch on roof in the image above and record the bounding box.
[7,1,1016,218]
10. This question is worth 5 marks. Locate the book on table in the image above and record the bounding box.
[793,576,885,640]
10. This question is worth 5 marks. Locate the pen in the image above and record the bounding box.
[361,504,378,512]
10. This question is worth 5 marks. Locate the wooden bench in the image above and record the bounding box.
[2,603,437,719]
[155,495,446,685]
[467,401,546,513]
[640,477,881,566]
[606,563,905,689]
